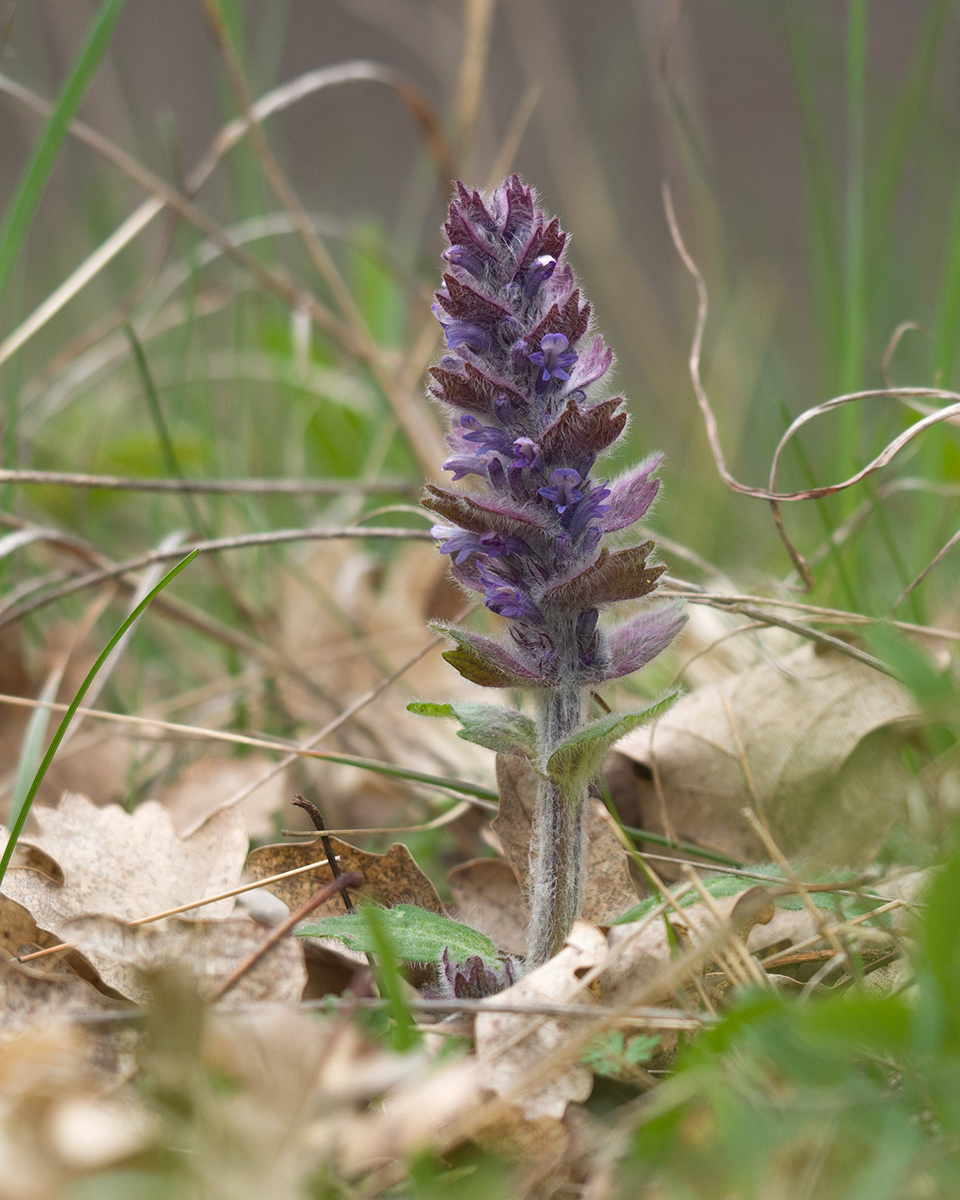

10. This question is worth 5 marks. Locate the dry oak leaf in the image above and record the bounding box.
[448,857,528,956]
[602,886,774,1007]
[2,793,247,998]
[475,919,608,1121]
[493,755,638,924]
[64,915,307,1006]
[0,893,104,990]
[614,644,916,865]
[0,954,126,1041]
[159,752,290,840]
[245,836,443,915]
[0,827,64,882]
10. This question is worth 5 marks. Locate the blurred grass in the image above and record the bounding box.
[0,2,959,1197]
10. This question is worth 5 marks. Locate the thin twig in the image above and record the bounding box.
[662,182,960,587]
[51,996,713,1031]
[211,870,363,1001]
[0,524,431,630]
[741,808,859,988]
[0,468,414,494]
[758,898,908,968]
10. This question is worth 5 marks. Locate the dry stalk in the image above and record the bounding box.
[211,870,363,1001]
[742,808,860,987]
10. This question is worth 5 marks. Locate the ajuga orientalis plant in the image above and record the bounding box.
[412,176,686,966]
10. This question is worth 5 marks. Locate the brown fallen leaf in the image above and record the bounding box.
[448,857,528,956]
[245,836,443,915]
[472,1107,569,1167]
[0,826,64,883]
[337,1058,482,1176]
[159,752,289,839]
[493,756,638,925]
[0,893,105,989]
[613,644,916,865]
[475,919,608,1121]
[64,915,307,1006]
[0,954,127,1041]
[2,793,248,997]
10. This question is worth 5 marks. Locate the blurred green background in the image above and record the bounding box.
[2,0,959,625]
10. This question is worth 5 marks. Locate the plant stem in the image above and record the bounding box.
[529,678,585,967]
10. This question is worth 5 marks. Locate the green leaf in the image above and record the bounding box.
[546,693,678,794]
[0,0,128,306]
[408,700,538,760]
[297,903,500,965]
[581,1030,660,1077]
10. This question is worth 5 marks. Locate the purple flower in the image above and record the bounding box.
[459,413,513,457]
[442,244,486,279]
[539,468,584,513]
[442,455,487,481]
[432,303,492,353]
[529,332,578,382]
[435,527,529,565]
[422,176,684,967]
[523,253,557,297]
[511,437,539,468]
[566,483,611,537]
[478,565,541,622]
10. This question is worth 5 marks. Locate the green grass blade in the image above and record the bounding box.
[866,0,950,287]
[293,753,499,805]
[125,323,208,535]
[787,11,843,365]
[0,549,197,887]
[934,162,960,390]
[0,0,128,307]
[8,664,65,834]
[841,0,867,408]
[361,904,419,1052]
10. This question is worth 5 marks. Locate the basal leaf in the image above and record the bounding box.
[546,693,678,793]
[297,903,501,964]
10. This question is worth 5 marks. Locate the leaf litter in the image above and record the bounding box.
[0,646,928,1197]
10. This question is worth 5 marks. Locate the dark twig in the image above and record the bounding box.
[211,870,363,1002]
[292,794,355,914]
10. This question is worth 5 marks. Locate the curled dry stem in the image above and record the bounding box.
[663,183,960,591]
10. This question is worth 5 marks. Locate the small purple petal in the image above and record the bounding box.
[433,303,493,353]
[523,253,557,297]
[459,414,513,456]
[511,437,539,468]
[529,332,579,382]
[566,484,611,537]
[443,455,487,481]
[442,244,485,279]
[539,468,584,513]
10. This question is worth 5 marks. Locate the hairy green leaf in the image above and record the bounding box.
[546,693,678,794]
[408,700,538,759]
[297,903,500,965]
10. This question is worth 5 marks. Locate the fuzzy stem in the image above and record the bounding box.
[528,679,586,967]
